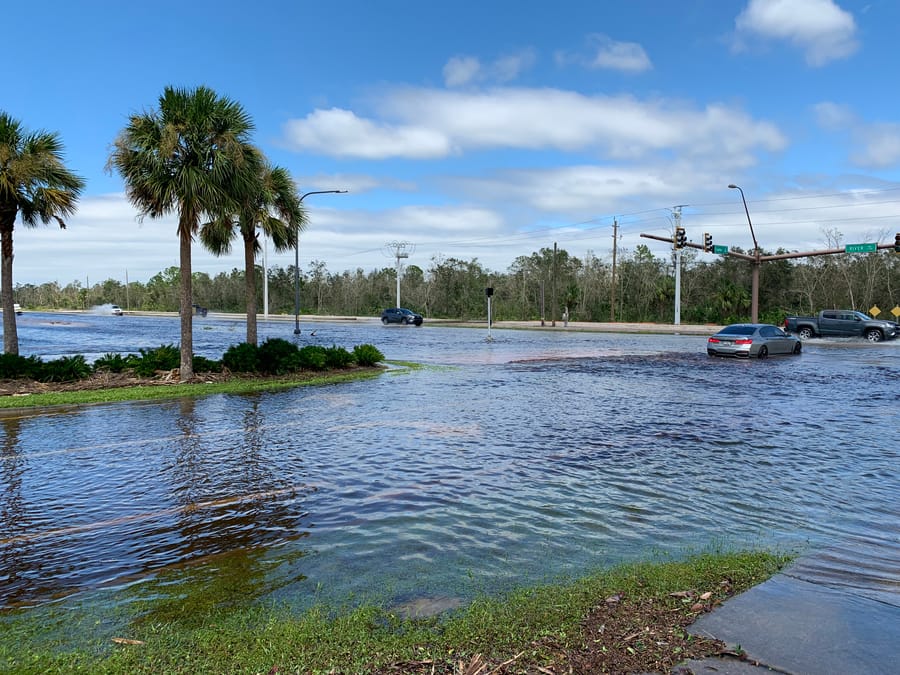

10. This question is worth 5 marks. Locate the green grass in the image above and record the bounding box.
[0,549,792,674]
[0,369,384,410]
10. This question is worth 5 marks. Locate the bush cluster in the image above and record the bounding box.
[0,341,385,384]
[223,338,384,376]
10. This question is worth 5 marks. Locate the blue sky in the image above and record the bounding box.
[5,0,900,285]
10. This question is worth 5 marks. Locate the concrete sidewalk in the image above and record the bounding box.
[682,572,900,674]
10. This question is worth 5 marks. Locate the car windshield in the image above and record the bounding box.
[718,325,756,336]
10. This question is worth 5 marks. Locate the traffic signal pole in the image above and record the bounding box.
[673,207,684,326]
[640,233,900,322]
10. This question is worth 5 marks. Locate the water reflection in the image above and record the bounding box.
[1,315,899,629]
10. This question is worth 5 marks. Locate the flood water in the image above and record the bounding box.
[2,311,899,641]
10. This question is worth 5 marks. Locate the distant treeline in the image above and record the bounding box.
[14,244,900,325]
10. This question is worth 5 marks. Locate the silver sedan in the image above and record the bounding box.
[707,323,802,359]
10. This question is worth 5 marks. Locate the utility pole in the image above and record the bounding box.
[262,232,268,321]
[610,218,618,322]
[552,241,558,327]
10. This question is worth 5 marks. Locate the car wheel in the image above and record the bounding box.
[798,327,814,340]
[756,345,768,359]
[865,329,883,342]
[381,317,389,325]
[793,342,802,354]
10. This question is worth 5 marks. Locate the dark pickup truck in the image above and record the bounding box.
[784,310,899,342]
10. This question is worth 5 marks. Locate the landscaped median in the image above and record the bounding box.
[0,339,387,409]
[1,549,792,674]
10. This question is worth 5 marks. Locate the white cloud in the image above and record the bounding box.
[282,108,451,159]
[853,124,900,168]
[443,56,481,87]
[813,103,900,168]
[490,49,537,82]
[588,35,653,73]
[556,34,652,73]
[734,0,858,66]
[812,101,856,130]
[443,50,536,88]
[283,87,786,163]
[293,173,416,195]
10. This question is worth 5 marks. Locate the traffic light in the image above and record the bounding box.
[674,226,686,249]
[703,232,713,252]
[895,232,900,253]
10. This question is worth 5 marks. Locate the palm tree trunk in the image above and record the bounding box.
[179,223,194,381]
[0,221,19,355]
[244,233,258,346]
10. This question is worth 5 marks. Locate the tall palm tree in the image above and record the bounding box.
[0,112,85,355]
[201,163,306,345]
[108,86,260,380]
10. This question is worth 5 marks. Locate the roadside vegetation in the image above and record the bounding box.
[0,338,385,408]
[1,549,791,674]
[13,240,900,328]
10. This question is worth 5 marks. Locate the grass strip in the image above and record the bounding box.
[0,368,385,410]
[1,549,792,674]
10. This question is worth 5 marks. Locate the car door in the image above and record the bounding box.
[760,325,790,353]
[818,311,840,336]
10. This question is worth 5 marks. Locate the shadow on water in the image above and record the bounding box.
[2,314,899,644]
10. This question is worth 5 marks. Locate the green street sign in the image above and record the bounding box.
[845,243,877,253]
[713,245,729,255]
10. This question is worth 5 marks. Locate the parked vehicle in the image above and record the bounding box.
[381,307,423,326]
[784,310,898,342]
[707,323,801,359]
[13,303,22,315]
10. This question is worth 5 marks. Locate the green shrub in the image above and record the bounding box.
[258,338,301,375]
[0,353,45,380]
[323,345,355,369]
[192,355,222,373]
[39,355,92,382]
[93,353,133,373]
[134,344,180,377]
[353,344,384,367]
[296,345,326,370]
[222,342,260,373]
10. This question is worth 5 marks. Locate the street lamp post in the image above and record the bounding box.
[728,184,761,323]
[294,190,348,334]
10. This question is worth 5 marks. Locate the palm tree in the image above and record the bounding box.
[201,163,306,345]
[0,113,85,355]
[108,86,260,380]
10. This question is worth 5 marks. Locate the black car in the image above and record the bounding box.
[381,307,423,326]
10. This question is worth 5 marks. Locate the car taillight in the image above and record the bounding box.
[734,338,753,345]
[708,337,720,343]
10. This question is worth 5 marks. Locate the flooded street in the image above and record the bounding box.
[2,312,899,640]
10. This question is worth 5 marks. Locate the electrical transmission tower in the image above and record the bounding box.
[383,241,415,307]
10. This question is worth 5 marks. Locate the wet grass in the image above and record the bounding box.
[0,368,385,410]
[0,549,792,674]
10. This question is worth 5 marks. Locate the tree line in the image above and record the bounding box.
[14,240,900,326]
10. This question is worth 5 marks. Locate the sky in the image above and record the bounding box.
[4,0,900,286]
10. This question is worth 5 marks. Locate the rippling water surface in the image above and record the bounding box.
[2,312,899,636]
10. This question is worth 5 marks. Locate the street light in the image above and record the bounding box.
[294,190,348,334]
[728,184,761,323]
